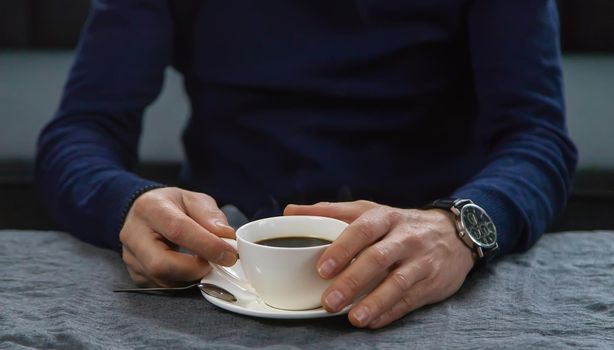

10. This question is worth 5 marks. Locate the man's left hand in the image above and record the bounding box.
[284,200,476,329]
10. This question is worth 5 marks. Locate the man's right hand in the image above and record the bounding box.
[119,187,238,287]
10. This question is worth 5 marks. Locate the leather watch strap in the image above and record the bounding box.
[424,198,469,211]
[481,242,499,263]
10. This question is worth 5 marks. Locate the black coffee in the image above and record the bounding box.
[255,236,332,248]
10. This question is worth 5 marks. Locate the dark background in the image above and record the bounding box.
[2,0,613,51]
[1,0,613,232]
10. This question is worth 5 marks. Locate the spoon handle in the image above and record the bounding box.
[113,283,237,302]
[113,283,199,293]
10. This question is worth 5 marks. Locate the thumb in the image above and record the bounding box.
[182,191,236,239]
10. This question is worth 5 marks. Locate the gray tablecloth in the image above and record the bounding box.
[1,230,613,349]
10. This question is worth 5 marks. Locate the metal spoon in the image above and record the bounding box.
[113,282,237,302]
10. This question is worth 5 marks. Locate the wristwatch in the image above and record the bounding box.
[425,198,499,263]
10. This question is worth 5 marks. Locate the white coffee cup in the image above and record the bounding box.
[224,216,347,311]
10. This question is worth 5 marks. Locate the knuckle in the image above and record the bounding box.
[366,295,388,314]
[418,259,435,278]
[369,204,387,215]
[414,235,431,252]
[164,215,185,242]
[391,271,411,292]
[384,209,403,223]
[390,238,405,253]
[335,244,355,264]
[353,220,377,242]
[401,296,414,310]
[134,189,166,213]
[400,232,424,251]
[131,195,151,216]
[148,201,167,218]
[146,257,170,281]
[355,200,375,208]
[368,244,394,269]
[119,228,129,245]
[405,209,422,221]
[340,275,362,295]
[400,294,415,310]
[369,205,395,224]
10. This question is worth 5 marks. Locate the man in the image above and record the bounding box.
[36,0,577,329]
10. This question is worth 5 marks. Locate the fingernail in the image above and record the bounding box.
[353,306,370,326]
[324,290,345,311]
[318,259,337,278]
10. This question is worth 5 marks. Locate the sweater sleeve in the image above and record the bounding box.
[35,0,173,250]
[453,0,578,256]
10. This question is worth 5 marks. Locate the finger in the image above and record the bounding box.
[125,245,207,288]
[284,200,377,223]
[127,268,154,287]
[367,280,433,329]
[317,206,397,280]
[348,261,429,327]
[122,246,154,287]
[322,228,408,314]
[182,192,236,239]
[122,244,144,274]
[145,206,237,266]
[128,231,212,286]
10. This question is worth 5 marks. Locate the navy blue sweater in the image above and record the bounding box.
[36,0,577,255]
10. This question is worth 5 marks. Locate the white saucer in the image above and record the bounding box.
[200,262,351,319]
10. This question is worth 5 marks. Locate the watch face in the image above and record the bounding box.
[460,204,497,247]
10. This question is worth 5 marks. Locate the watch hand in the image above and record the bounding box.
[468,213,478,225]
